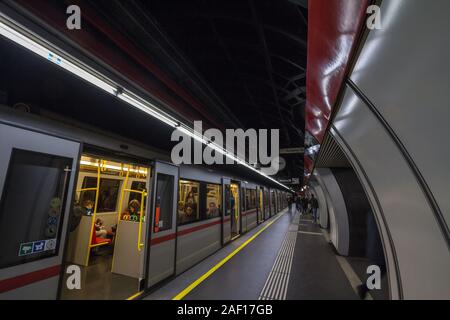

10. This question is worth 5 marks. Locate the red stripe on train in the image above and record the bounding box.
[242,209,257,216]
[0,265,61,293]
[151,218,225,245]
[177,219,222,237]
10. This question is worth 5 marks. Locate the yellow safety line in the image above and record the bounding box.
[126,291,144,300]
[172,211,286,300]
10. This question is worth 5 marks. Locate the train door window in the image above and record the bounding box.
[230,183,240,238]
[245,190,251,211]
[206,184,221,219]
[224,184,231,216]
[0,149,71,269]
[154,174,174,232]
[250,190,256,209]
[79,177,121,214]
[178,180,200,225]
[98,179,120,213]
[129,181,147,205]
[123,180,148,221]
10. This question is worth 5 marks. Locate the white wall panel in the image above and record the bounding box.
[332,87,450,299]
[314,168,349,255]
[351,0,450,232]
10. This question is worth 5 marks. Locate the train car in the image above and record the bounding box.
[0,105,289,300]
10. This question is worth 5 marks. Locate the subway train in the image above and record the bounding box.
[0,105,289,300]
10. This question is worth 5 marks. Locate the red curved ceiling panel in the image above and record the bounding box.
[305,0,369,143]
[304,0,369,180]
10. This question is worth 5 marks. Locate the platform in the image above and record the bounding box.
[143,208,376,300]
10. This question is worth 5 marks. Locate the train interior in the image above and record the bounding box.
[60,154,150,300]
[230,183,240,240]
[258,189,264,222]
[178,180,201,226]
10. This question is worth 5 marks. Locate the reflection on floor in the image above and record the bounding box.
[61,250,139,300]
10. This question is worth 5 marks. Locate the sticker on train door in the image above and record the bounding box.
[19,242,34,256]
[154,196,161,233]
[32,241,46,253]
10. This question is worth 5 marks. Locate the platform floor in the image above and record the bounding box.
[143,207,384,300]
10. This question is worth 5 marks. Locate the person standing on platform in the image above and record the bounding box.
[288,196,293,214]
[302,196,309,215]
[296,196,303,215]
[310,194,319,224]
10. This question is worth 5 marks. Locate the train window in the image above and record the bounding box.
[206,184,221,219]
[80,177,121,213]
[154,174,174,232]
[245,190,250,211]
[0,149,72,269]
[251,190,257,209]
[178,180,200,225]
[245,189,257,210]
[128,181,147,210]
[224,185,231,216]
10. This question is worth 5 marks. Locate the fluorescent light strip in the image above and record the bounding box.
[118,93,178,128]
[0,16,292,192]
[0,21,116,95]
[80,160,148,174]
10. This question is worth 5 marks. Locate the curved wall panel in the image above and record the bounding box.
[314,168,349,255]
[310,181,328,229]
[332,87,450,299]
[350,0,450,235]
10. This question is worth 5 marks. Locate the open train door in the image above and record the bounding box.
[222,178,231,244]
[0,123,80,299]
[145,161,179,288]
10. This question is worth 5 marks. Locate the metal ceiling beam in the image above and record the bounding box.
[249,0,291,145]
[179,11,307,49]
[203,7,267,128]
[270,54,306,71]
[113,0,245,129]
[295,3,308,26]
[238,71,292,96]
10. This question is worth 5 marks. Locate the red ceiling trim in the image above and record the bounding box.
[304,0,369,180]
[305,0,369,143]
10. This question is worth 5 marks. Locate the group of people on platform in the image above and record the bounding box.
[288,194,319,224]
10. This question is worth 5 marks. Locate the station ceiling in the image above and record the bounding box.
[2,0,308,186]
